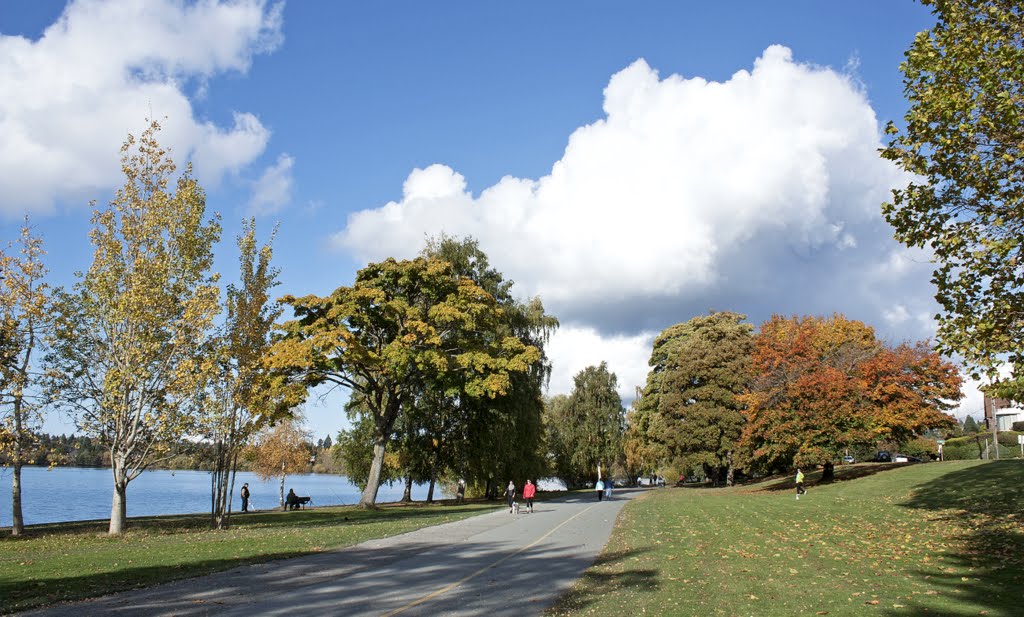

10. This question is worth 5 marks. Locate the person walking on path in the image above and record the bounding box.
[795,468,807,499]
[605,479,613,500]
[505,480,516,514]
[240,483,250,512]
[523,479,536,513]
[595,479,605,501]
[456,479,466,503]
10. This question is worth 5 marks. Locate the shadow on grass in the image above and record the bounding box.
[752,462,916,492]
[887,461,1024,617]
[547,547,658,614]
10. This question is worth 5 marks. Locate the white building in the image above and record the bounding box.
[984,395,1024,431]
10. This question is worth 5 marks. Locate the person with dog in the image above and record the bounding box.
[240,483,250,512]
[504,480,516,514]
[523,479,536,513]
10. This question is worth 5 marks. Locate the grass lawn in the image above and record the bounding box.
[0,499,502,613]
[551,461,1024,617]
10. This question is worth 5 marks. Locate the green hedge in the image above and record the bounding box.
[941,432,1022,460]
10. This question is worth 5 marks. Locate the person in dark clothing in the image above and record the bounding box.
[240,483,250,512]
[504,480,516,514]
[286,488,299,510]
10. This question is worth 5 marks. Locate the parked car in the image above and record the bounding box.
[842,455,855,464]
[894,454,923,463]
[873,451,892,462]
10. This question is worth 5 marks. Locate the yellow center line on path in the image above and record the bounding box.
[380,503,597,617]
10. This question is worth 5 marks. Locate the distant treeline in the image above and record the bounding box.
[1,432,342,474]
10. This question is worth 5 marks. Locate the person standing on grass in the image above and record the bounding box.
[523,479,536,513]
[505,480,516,514]
[795,468,807,499]
[241,483,250,512]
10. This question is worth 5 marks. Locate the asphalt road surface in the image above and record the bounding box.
[24,488,640,616]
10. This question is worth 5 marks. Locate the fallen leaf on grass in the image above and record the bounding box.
[865,600,880,605]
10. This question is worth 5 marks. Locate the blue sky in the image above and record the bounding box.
[1,1,984,440]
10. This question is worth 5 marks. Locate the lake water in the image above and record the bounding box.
[0,466,444,528]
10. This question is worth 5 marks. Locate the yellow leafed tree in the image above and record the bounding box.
[0,218,50,536]
[45,120,221,535]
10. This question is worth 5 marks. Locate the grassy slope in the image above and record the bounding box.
[0,501,499,613]
[551,461,1024,617]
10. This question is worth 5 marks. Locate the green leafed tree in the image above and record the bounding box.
[45,120,222,535]
[265,255,541,507]
[0,219,50,536]
[547,362,625,487]
[881,0,1024,400]
[639,312,753,486]
[420,236,556,500]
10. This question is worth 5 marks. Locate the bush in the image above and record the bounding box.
[997,431,1022,447]
[901,437,938,459]
[1013,421,1024,432]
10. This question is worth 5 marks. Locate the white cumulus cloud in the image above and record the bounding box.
[0,0,283,215]
[332,45,944,396]
[334,46,908,310]
[248,153,294,215]
[545,326,656,400]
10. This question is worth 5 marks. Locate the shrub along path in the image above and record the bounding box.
[550,460,1024,617]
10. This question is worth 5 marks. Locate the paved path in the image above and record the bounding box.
[25,489,641,616]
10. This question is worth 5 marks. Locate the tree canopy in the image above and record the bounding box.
[633,312,753,486]
[881,0,1024,400]
[740,315,961,475]
[546,362,624,486]
[45,120,222,534]
[265,254,541,507]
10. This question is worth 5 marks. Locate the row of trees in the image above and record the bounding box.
[2,119,560,536]
[625,312,963,486]
[0,121,289,535]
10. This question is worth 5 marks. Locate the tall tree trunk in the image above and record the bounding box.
[279,459,286,510]
[109,461,128,535]
[822,461,835,482]
[426,448,439,503]
[359,437,388,508]
[401,475,413,502]
[11,397,25,536]
[726,451,735,487]
[11,462,24,536]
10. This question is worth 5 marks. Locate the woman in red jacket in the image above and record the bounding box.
[523,479,536,514]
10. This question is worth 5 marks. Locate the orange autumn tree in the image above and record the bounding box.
[740,315,960,479]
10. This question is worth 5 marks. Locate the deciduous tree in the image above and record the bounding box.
[881,0,1024,400]
[639,312,753,486]
[0,219,50,536]
[246,418,311,509]
[546,363,624,486]
[45,120,221,534]
[206,220,282,529]
[265,256,540,507]
[741,315,960,478]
